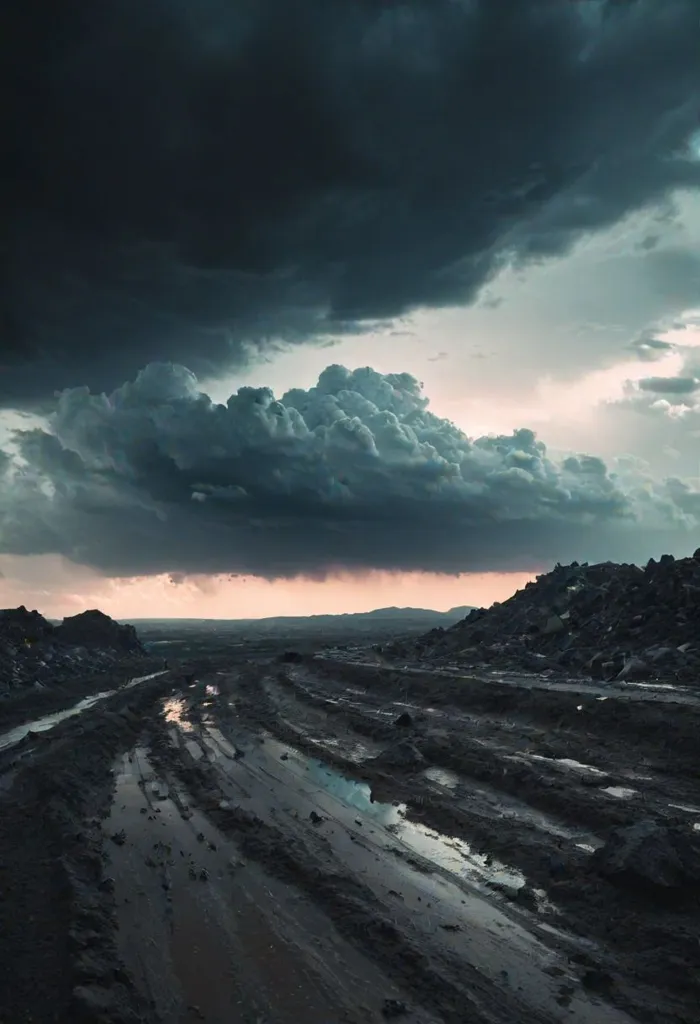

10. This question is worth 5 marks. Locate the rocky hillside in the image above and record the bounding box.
[0,606,146,693]
[400,552,700,684]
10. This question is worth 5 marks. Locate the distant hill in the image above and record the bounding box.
[130,605,476,643]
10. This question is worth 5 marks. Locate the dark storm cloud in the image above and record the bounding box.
[628,334,675,361]
[0,363,698,578]
[638,376,700,395]
[2,0,700,405]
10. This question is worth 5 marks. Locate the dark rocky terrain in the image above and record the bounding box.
[394,553,700,685]
[0,605,146,695]
[1,574,699,1024]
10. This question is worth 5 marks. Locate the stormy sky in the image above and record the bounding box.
[1,0,700,617]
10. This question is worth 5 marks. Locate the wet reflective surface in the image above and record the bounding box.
[145,706,636,1023]
[0,671,166,752]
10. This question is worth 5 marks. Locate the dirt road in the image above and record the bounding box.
[1,656,698,1023]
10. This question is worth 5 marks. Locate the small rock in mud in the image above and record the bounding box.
[280,752,289,760]
[110,829,127,846]
[394,712,413,728]
[199,868,209,881]
[373,739,425,771]
[97,877,115,894]
[233,747,245,760]
[309,810,324,825]
[382,998,409,1018]
[616,657,651,682]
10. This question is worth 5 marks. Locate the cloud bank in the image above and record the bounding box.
[1,363,698,578]
[3,0,699,404]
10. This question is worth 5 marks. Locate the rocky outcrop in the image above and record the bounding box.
[54,610,142,652]
[399,551,700,684]
[0,606,146,693]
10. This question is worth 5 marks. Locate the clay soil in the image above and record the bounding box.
[1,655,699,1023]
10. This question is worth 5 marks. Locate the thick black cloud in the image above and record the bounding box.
[2,0,699,405]
[0,363,698,578]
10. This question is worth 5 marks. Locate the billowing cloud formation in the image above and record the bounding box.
[3,0,700,404]
[0,363,698,578]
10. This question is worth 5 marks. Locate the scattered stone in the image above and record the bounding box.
[400,555,700,685]
[110,829,127,846]
[394,712,413,728]
[372,739,425,771]
[616,657,650,682]
[309,810,324,825]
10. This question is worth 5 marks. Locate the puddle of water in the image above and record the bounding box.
[423,766,461,790]
[303,734,375,763]
[602,787,637,800]
[0,671,166,752]
[632,682,678,691]
[161,697,193,731]
[516,753,608,777]
[107,750,352,1024]
[305,757,528,893]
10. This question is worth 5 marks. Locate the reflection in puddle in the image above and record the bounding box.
[162,697,193,731]
[304,735,374,763]
[0,672,166,753]
[516,753,607,777]
[602,786,637,799]
[423,766,461,790]
[307,759,529,894]
[669,802,700,814]
[633,682,678,691]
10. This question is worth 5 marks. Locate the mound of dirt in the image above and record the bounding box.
[399,552,700,684]
[0,605,146,693]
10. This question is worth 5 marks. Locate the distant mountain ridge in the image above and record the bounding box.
[130,605,474,627]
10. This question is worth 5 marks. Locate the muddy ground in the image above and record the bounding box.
[0,653,699,1024]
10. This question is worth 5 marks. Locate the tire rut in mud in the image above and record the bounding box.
[147,721,557,1024]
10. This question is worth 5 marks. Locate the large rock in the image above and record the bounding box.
[592,821,700,890]
[55,610,142,652]
[0,605,145,693]
[0,605,54,644]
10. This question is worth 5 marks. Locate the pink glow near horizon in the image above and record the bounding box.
[0,556,535,620]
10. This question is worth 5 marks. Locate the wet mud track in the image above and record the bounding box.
[1,658,698,1023]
